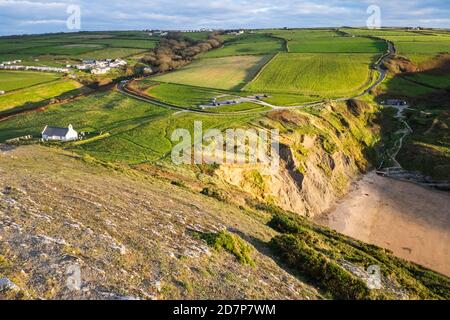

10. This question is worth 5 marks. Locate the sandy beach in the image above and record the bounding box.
[315,171,450,277]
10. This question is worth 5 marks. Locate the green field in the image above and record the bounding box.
[0,79,83,112]
[288,37,386,53]
[145,82,224,108]
[0,70,60,92]
[202,34,285,58]
[0,31,158,67]
[245,53,377,97]
[153,55,271,90]
[0,90,259,163]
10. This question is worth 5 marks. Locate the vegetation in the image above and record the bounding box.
[0,70,60,92]
[154,55,271,90]
[0,79,83,112]
[245,53,378,98]
[140,32,224,73]
[192,230,255,267]
[201,33,285,58]
[267,209,450,300]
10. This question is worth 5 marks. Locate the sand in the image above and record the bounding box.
[315,171,450,277]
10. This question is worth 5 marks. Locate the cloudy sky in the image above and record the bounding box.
[0,0,449,36]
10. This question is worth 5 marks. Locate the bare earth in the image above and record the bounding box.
[315,171,450,277]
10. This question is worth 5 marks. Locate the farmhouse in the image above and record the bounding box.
[41,124,78,142]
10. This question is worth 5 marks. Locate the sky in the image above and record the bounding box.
[0,0,449,36]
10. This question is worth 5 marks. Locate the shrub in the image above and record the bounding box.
[270,235,371,299]
[194,231,255,267]
[200,187,227,202]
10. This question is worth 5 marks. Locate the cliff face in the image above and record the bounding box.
[217,100,380,217]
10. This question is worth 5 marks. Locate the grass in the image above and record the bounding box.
[377,75,437,97]
[0,71,60,92]
[145,82,224,108]
[0,79,83,112]
[75,47,147,60]
[192,230,255,267]
[245,53,378,98]
[265,208,450,300]
[0,90,259,164]
[201,34,285,58]
[289,37,386,53]
[153,55,272,90]
[208,102,270,113]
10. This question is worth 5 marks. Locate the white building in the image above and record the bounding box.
[91,67,111,75]
[0,90,5,95]
[41,124,78,142]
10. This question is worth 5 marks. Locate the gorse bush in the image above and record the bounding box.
[194,231,255,267]
[270,235,371,300]
[265,208,450,299]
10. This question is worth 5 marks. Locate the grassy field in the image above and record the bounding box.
[288,37,386,53]
[0,90,259,163]
[0,79,83,112]
[144,82,224,108]
[245,53,377,98]
[0,31,158,67]
[202,34,285,58]
[0,70,60,92]
[153,55,271,90]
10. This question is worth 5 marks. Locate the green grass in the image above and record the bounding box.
[403,73,450,89]
[145,82,224,108]
[289,37,386,53]
[202,34,285,58]
[192,230,255,266]
[245,53,378,98]
[0,71,60,92]
[153,55,271,90]
[0,79,82,112]
[265,208,450,300]
[0,90,259,164]
[208,102,271,113]
[378,75,437,97]
[75,47,147,60]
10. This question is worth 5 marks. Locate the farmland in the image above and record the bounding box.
[0,90,258,163]
[202,33,285,58]
[0,31,158,67]
[245,53,378,97]
[0,70,60,92]
[153,55,271,90]
[0,79,83,112]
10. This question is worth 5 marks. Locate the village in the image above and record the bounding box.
[74,58,128,74]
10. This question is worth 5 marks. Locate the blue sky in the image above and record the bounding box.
[0,0,449,36]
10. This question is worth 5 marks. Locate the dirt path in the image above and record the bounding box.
[315,171,450,276]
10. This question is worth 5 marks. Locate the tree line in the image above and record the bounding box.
[140,32,224,73]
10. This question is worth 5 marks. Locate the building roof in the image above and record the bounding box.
[42,126,71,137]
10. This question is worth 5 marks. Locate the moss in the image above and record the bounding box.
[193,231,255,267]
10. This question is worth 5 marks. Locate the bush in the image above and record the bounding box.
[194,231,255,267]
[200,187,227,202]
[270,235,371,300]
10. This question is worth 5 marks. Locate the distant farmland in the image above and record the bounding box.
[0,70,60,92]
[0,79,83,112]
[153,55,272,90]
[245,53,378,98]
[201,33,285,58]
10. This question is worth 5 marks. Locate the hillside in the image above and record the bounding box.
[1,145,448,300]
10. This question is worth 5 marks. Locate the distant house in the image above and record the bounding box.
[42,124,78,142]
[384,99,407,106]
[0,90,5,95]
